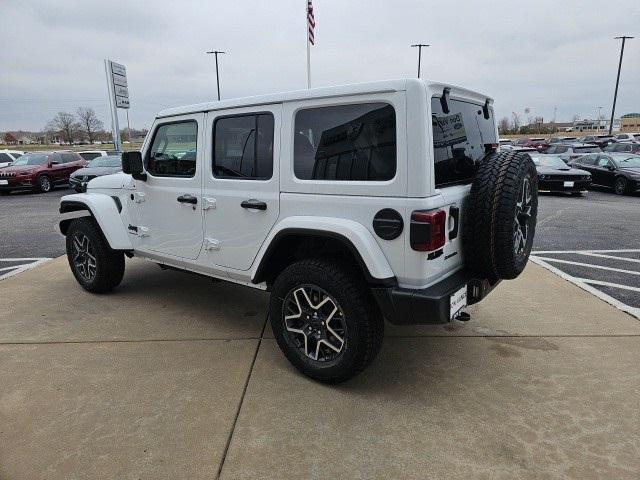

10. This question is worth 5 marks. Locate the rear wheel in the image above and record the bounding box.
[270,259,383,384]
[614,177,627,195]
[37,175,52,193]
[66,217,125,293]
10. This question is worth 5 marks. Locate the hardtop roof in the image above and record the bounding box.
[157,78,492,118]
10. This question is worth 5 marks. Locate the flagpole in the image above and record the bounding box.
[306,1,311,88]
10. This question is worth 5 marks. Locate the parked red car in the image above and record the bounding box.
[515,137,550,152]
[0,151,86,195]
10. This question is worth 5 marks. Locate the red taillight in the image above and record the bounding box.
[410,209,446,252]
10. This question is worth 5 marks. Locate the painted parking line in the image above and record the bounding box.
[530,249,640,320]
[0,258,52,281]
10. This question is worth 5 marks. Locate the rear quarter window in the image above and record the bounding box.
[431,97,496,188]
[293,103,396,181]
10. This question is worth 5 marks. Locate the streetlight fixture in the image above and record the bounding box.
[411,44,429,78]
[206,50,225,101]
[609,36,633,135]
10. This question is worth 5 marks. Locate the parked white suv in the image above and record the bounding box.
[58,79,538,383]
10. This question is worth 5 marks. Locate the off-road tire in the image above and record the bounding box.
[463,151,538,280]
[37,174,52,193]
[614,177,627,195]
[65,217,125,293]
[270,259,384,384]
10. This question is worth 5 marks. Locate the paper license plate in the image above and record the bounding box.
[563,181,574,187]
[450,285,467,320]
[0,180,8,185]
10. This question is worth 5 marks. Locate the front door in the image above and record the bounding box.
[594,155,615,187]
[133,114,204,260]
[201,105,281,271]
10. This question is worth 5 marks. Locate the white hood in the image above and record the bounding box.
[87,172,134,190]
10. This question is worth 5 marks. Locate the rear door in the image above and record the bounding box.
[428,93,497,275]
[201,105,281,271]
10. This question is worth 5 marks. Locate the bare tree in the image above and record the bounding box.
[77,107,103,144]
[46,112,80,144]
[498,117,510,135]
[3,132,16,144]
[511,112,521,133]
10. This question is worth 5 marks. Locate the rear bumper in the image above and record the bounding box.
[371,270,500,325]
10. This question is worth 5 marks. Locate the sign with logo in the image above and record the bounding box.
[432,113,467,148]
[108,61,130,109]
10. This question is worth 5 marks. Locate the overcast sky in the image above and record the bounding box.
[1,0,638,132]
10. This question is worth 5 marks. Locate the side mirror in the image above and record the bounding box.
[121,151,146,181]
[49,160,59,166]
[607,165,615,171]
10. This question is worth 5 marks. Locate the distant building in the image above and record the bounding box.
[620,113,640,132]
[572,118,620,133]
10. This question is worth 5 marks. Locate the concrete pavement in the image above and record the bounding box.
[1,258,639,479]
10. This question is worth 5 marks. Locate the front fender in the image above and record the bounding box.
[251,216,395,282]
[59,193,133,251]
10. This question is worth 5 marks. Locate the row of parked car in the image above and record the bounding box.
[0,149,122,195]
[499,134,640,196]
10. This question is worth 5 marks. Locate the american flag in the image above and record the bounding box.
[307,0,315,45]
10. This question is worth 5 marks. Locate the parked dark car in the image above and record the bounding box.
[543,143,601,163]
[531,154,591,195]
[69,154,122,192]
[569,153,640,195]
[603,142,640,154]
[515,137,549,152]
[0,151,85,195]
[578,135,614,148]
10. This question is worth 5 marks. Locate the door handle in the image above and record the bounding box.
[241,199,267,211]
[177,194,198,205]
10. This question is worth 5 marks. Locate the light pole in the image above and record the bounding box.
[609,36,633,135]
[206,50,225,101]
[411,44,429,78]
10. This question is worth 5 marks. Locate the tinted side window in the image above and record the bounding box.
[580,154,597,165]
[213,113,274,179]
[80,152,102,161]
[294,103,396,181]
[556,146,568,153]
[146,121,198,177]
[51,153,62,164]
[596,156,611,167]
[431,97,497,187]
[0,153,11,162]
[61,153,79,163]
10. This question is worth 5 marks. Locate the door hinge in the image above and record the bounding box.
[202,197,216,210]
[132,192,146,203]
[204,238,220,251]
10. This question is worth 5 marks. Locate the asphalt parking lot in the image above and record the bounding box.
[1,187,639,479]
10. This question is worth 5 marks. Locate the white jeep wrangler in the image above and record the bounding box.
[59,79,537,383]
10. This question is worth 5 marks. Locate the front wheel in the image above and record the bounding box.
[614,177,627,195]
[65,217,125,293]
[270,259,384,384]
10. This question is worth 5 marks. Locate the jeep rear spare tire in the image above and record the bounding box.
[463,151,538,280]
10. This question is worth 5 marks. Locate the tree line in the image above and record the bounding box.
[45,108,105,144]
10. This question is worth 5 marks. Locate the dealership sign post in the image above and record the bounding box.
[104,60,130,151]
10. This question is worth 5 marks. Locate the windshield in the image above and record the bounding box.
[11,154,48,166]
[616,156,640,168]
[87,155,121,168]
[533,156,568,168]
